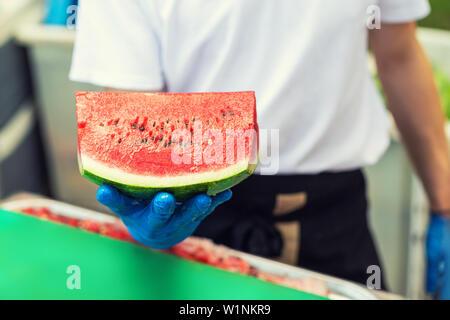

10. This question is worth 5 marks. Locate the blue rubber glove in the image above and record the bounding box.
[426,213,450,299]
[97,185,232,249]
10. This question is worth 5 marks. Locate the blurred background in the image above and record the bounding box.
[0,0,449,298]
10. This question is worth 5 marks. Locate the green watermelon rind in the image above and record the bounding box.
[82,164,256,201]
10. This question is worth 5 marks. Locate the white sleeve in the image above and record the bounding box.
[69,0,164,91]
[378,0,431,23]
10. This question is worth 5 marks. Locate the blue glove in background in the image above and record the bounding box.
[97,185,232,249]
[426,213,450,300]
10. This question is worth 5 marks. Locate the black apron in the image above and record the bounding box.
[194,169,387,288]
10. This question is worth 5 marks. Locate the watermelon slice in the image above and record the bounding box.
[76,91,258,200]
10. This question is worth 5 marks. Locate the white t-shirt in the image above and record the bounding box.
[70,0,430,174]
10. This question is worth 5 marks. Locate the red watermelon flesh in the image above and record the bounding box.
[76,91,258,200]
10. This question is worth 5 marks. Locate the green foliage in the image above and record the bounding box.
[419,0,450,31]
[434,68,450,119]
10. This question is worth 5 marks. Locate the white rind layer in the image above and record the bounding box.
[81,155,250,187]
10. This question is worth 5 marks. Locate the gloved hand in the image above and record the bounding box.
[426,212,450,299]
[97,185,232,249]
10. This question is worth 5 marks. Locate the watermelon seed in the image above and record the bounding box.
[185,123,188,128]
[118,138,122,144]
[131,123,137,129]
[100,123,104,127]
[179,141,183,146]
[151,136,155,141]
[228,110,234,116]
[114,120,119,125]
[168,140,172,146]
[158,137,163,142]
[139,125,145,131]
[166,119,169,124]
[153,122,156,127]
[164,142,167,148]
[222,113,226,118]
[141,138,148,144]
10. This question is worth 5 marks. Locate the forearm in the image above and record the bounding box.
[373,27,450,211]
